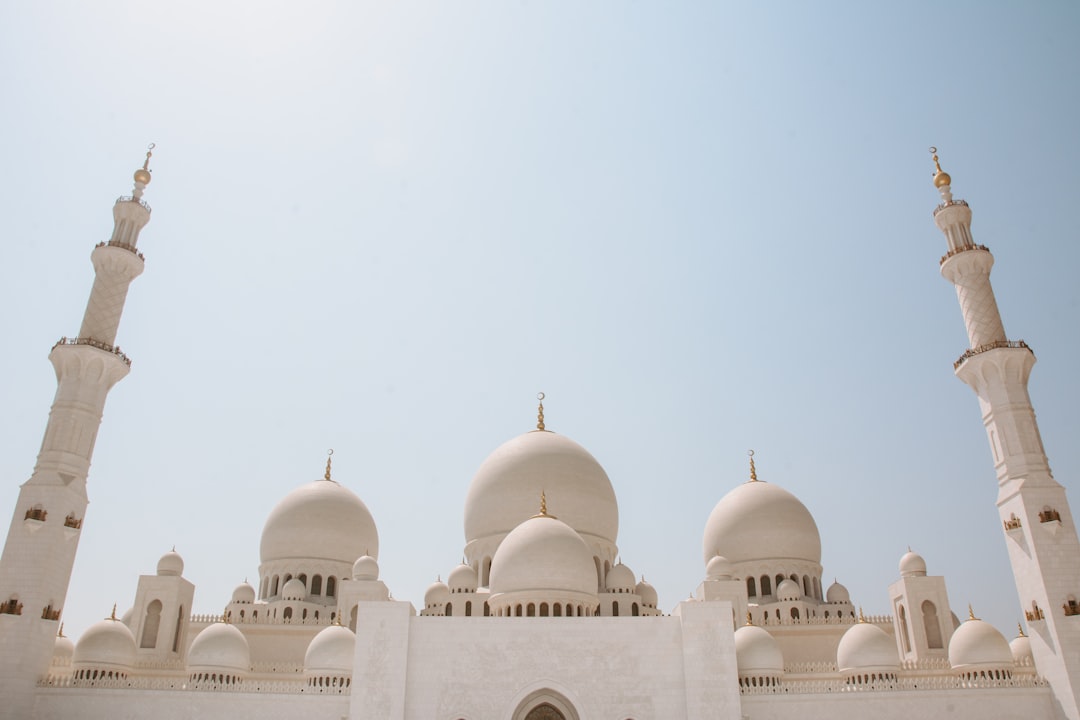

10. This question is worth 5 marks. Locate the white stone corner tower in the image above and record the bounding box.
[0,147,155,717]
[932,148,1080,719]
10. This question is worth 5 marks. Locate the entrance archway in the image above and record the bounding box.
[511,688,579,720]
[525,704,566,720]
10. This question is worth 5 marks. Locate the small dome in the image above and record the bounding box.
[705,555,733,581]
[231,581,255,604]
[606,563,635,592]
[826,580,850,604]
[949,616,1013,670]
[703,480,821,566]
[464,431,619,547]
[934,170,952,189]
[260,479,379,566]
[157,549,184,577]
[54,633,75,662]
[448,563,478,593]
[73,617,136,670]
[281,578,307,602]
[734,624,784,676]
[776,579,801,602]
[305,624,356,675]
[899,550,927,577]
[489,514,597,598]
[188,623,250,674]
[636,578,658,608]
[353,555,379,581]
[1011,630,1033,665]
[837,622,900,673]
[425,579,449,608]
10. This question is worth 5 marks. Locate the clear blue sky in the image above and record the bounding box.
[1,1,1078,641]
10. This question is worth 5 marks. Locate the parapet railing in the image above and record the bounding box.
[954,340,1032,370]
[115,196,151,213]
[95,240,145,261]
[740,671,1046,696]
[940,243,990,266]
[52,337,132,367]
[933,198,970,217]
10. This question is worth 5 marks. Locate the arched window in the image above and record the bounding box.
[747,577,757,597]
[140,600,162,649]
[465,601,472,617]
[298,573,307,587]
[527,603,536,617]
[271,576,280,596]
[326,576,336,598]
[566,604,573,617]
[775,574,784,590]
[790,607,800,620]
[899,604,911,653]
[446,602,453,616]
[484,602,490,617]
[803,576,811,596]
[632,603,639,616]
[311,575,322,596]
[283,607,293,621]
[612,601,619,616]
[760,575,771,596]
[922,600,943,648]
[554,604,562,617]
[540,602,549,617]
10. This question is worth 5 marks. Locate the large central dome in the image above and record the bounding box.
[260,479,379,565]
[702,479,821,566]
[464,430,618,546]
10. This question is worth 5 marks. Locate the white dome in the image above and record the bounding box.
[157,549,184,576]
[705,555,733,581]
[826,580,850,604]
[776,579,801,602]
[606,563,635,592]
[425,579,449,607]
[305,624,356,675]
[899,550,927,577]
[734,624,784,676]
[1011,631,1033,664]
[949,616,1013,669]
[282,578,307,601]
[636,578,658,607]
[490,514,597,597]
[448,563,478,593]
[54,633,75,661]
[231,581,255,604]
[837,622,900,673]
[73,617,136,670]
[260,479,379,566]
[702,480,821,566]
[353,555,379,581]
[464,431,618,546]
[188,623,250,674]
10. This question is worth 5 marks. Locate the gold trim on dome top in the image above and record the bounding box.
[536,392,546,431]
[324,449,334,481]
[748,450,758,482]
[930,146,951,188]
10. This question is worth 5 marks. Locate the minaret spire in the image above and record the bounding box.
[0,149,155,716]
[934,150,1080,720]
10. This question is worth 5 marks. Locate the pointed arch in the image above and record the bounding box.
[140,600,162,648]
[922,600,943,649]
[511,686,581,720]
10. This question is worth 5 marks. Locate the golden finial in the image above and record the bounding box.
[109,604,117,621]
[134,143,154,186]
[1018,622,1026,638]
[748,450,758,482]
[540,490,548,516]
[333,613,342,627]
[930,146,951,188]
[858,607,866,623]
[58,623,65,638]
[324,449,334,481]
[746,611,754,626]
[968,604,978,621]
[536,392,546,431]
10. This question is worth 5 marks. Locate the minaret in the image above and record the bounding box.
[933,148,1080,719]
[0,148,154,715]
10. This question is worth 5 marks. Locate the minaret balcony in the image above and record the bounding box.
[51,337,132,367]
[939,243,990,266]
[932,198,969,217]
[114,195,151,213]
[953,339,1033,371]
[95,241,144,261]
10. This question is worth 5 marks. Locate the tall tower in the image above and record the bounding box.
[0,148,154,717]
[933,149,1080,720]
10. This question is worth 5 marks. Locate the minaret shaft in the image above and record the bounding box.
[0,157,152,718]
[935,162,1080,720]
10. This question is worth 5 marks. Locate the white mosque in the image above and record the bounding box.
[0,148,1078,720]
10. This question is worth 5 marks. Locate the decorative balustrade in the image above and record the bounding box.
[740,671,1046,696]
[114,196,152,213]
[95,240,145,261]
[39,673,311,694]
[192,611,337,627]
[52,337,131,366]
[939,243,989,266]
[1040,509,1061,523]
[0,598,23,615]
[63,514,82,529]
[41,604,61,621]
[1004,514,1023,531]
[24,507,47,522]
[954,340,1032,370]
[932,198,970,217]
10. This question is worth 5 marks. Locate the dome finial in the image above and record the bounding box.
[109,604,117,621]
[746,611,754,626]
[930,146,952,189]
[58,622,65,638]
[536,392,546,431]
[1018,622,1026,638]
[540,490,548,516]
[858,606,866,623]
[133,143,155,197]
[968,604,978,621]
[748,449,758,482]
[324,449,334,481]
